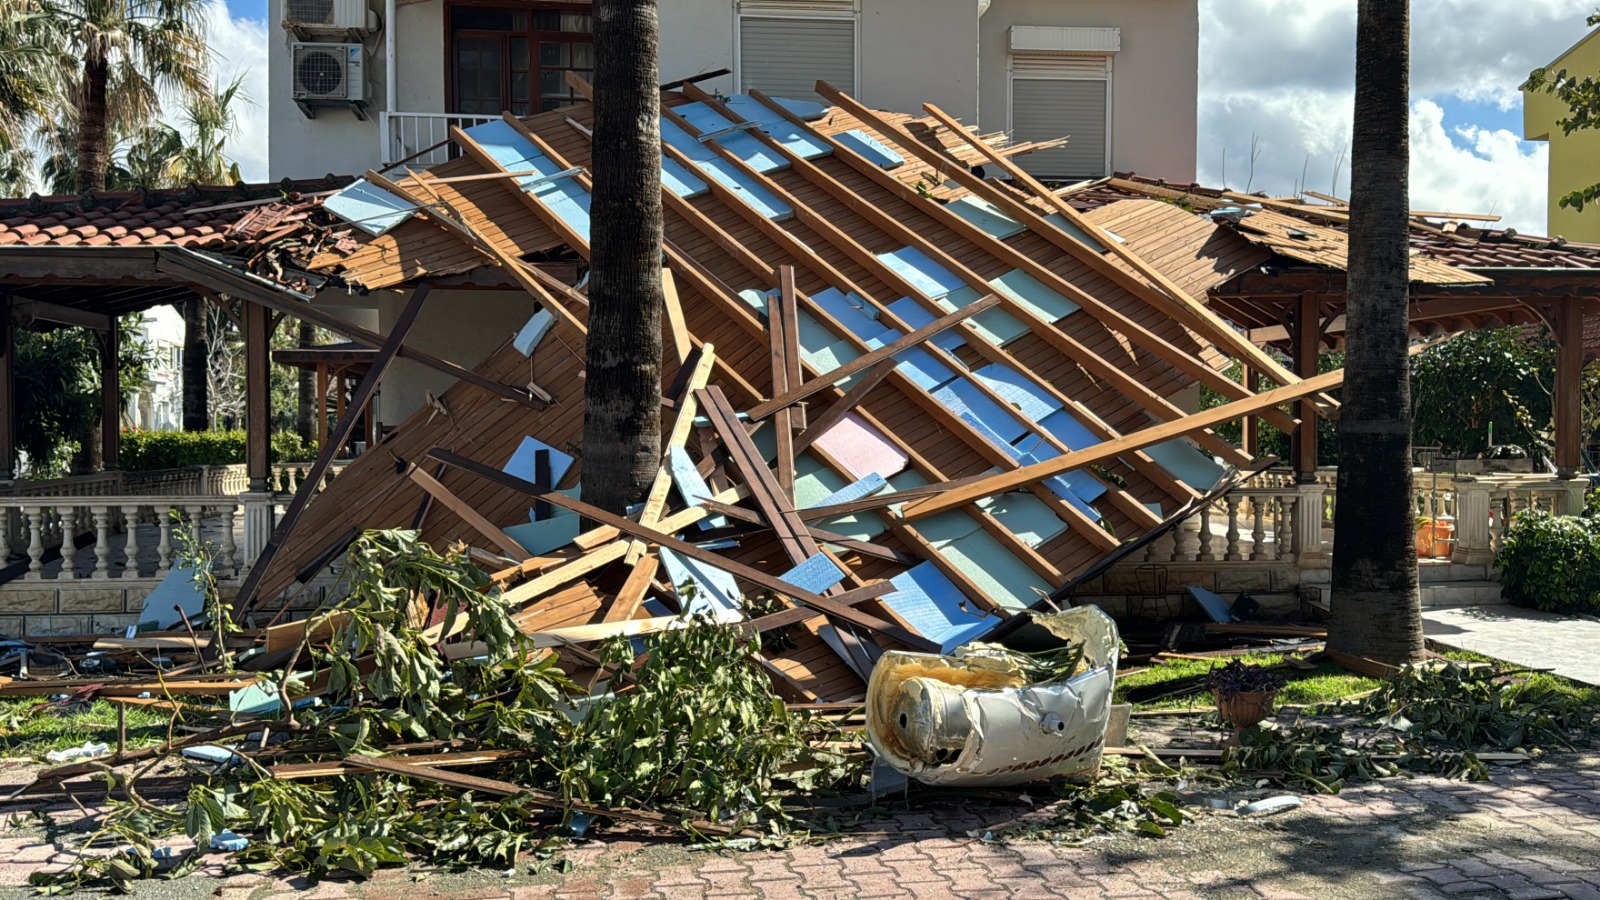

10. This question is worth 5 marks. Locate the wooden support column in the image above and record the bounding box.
[244,299,272,491]
[1554,297,1584,478]
[1291,293,1320,482]
[0,295,14,480]
[98,317,120,471]
[1240,363,1259,457]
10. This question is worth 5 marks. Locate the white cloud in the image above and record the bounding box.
[199,0,271,182]
[1198,0,1590,234]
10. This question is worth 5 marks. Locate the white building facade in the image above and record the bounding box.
[267,0,1198,185]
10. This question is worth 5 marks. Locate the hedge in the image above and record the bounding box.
[121,430,318,471]
[1497,508,1600,615]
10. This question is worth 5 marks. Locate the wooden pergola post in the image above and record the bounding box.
[98,316,120,471]
[1554,296,1584,479]
[0,294,14,481]
[1291,292,1321,482]
[1240,363,1259,457]
[244,299,271,491]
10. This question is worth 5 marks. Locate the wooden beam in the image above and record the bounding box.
[1555,295,1584,477]
[407,465,528,557]
[770,270,799,501]
[747,294,1001,419]
[1291,293,1320,480]
[429,449,939,651]
[603,553,661,624]
[98,317,121,471]
[793,358,897,454]
[13,299,112,331]
[232,284,432,618]
[900,361,1371,520]
[661,268,692,366]
[243,300,270,488]
[155,248,546,411]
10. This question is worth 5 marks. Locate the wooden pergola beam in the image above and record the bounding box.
[13,298,112,331]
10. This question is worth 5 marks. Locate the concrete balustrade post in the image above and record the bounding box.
[240,491,278,572]
[1294,482,1329,566]
[1453,480,1496,566]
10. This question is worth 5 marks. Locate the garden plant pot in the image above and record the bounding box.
[1213,689,1277,729]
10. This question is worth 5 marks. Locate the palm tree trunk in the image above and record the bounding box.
[182,297,210,431]
[296,321,315,443]
[582,0,663,515]
[76,50,110,193]
[1329,0,1423,665]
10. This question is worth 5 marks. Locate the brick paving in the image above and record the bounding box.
[1,752,1597,899]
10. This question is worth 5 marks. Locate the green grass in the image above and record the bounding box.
[1115,654,1381,712]
[0,698,180,758]
[1440,649,1600,708]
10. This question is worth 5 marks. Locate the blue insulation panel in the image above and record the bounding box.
[877,247,966,299]
[324,178,415,237]
[797,312,862,374]
[957,411,1020,461]
[662,118,792,219]
[808,288,883,342]
[813,472,888,507]
[937,285,1031,346]
[883,562,1001,652]
[675,102,790,173]
[660,548,742,615]
[917,510,983,547]
[833,129,903,168]
[989,269,1081,323]
[893,346,956,391]
[1044,213,1109,252]
[462,120,592,239]
[973,363,1062,423]
[668,445,726,529]
[933,378,1029,443]
[722,94,831,159]
[738,288,772,313]
[943,195,1024,240]
[1014,435,1108,505]
[779,554,847,595]
[504,436,575,487]
[1038,408,1101,452]
[1146,440,1226,490]
[661,158,709,198]
[504,515,579,558]
[513,309,555,357]
[884,297,966,354]
[794,455,886,540]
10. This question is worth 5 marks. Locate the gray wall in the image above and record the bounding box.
[979,0,1198,182]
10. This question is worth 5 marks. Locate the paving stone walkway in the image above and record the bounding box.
[1424,606,1600,685]
[3,751,1599,899]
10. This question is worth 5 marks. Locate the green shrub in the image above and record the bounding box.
[1497,509,1600,614]
[121,430,246,470]
[121,430,320,471]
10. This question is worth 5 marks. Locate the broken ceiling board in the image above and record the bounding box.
[883,297,968,356]
[794,456,889,541]
[811,412,910,481]
[1228,208,1492,285]
[940,527,1053,612]
[720,94,832,160]
[796,310,864,374]
[932,285,1031,346]
[668,445,727,529]
[503,489,584,556]
[673,102,792,173]
[976,491,1070,548]
[461,119,593,239]
[972,362,1064,423]
[505,436,576,488]
[988,269,1082,324]
[945,195,1026,240]
[831,129,903,169]
[138,564,211,630]
[1143,439,1226,491]
[661,117,794,220]
[1037,408,1102,452]
[932,378,1031,444]
[881,562,1002,652]
[892,346,959,391]
[809,288,893,344]
[513,309,557,357]
[876,246,967,299]
[324,178,416,237]
[660,547,743,616]
[779,553,848,595]
[917,509,985,548]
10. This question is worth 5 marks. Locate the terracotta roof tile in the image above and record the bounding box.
[0,177,353,250]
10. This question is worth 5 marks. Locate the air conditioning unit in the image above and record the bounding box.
[291,42,365,103]
[284,0,371,33]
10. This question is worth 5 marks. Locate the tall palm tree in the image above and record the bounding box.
[582,0,664,515]
[171,75,245,185]
[41,0,209,193]
[0,0,57,192]
[1329,0,1424,666]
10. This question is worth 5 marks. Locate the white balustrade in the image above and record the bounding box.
[381,111,501,168]
[0,497,257,582]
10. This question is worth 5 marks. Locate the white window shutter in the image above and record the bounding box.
[1009,64,1110,180]
[738,16,856,102]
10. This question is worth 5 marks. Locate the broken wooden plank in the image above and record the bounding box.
[408,465,530,558]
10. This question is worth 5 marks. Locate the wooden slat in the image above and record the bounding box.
[407,465,528,557]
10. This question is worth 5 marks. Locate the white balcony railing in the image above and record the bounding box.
[380,111,502,169]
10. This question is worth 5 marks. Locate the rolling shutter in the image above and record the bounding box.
[1010,53,1110,181]
[738,16,856,102]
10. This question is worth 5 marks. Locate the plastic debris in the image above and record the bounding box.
[45,741,110,763]
[209,830,250,852]
[1238,795,1303,816]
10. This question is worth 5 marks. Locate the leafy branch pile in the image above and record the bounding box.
[28,530,858,894]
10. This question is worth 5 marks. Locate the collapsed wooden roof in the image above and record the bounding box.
[244,81,1363,701]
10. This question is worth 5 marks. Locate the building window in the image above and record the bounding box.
[1007,26,1119,181]
[447,3,593,115]
[736,2,857,103]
